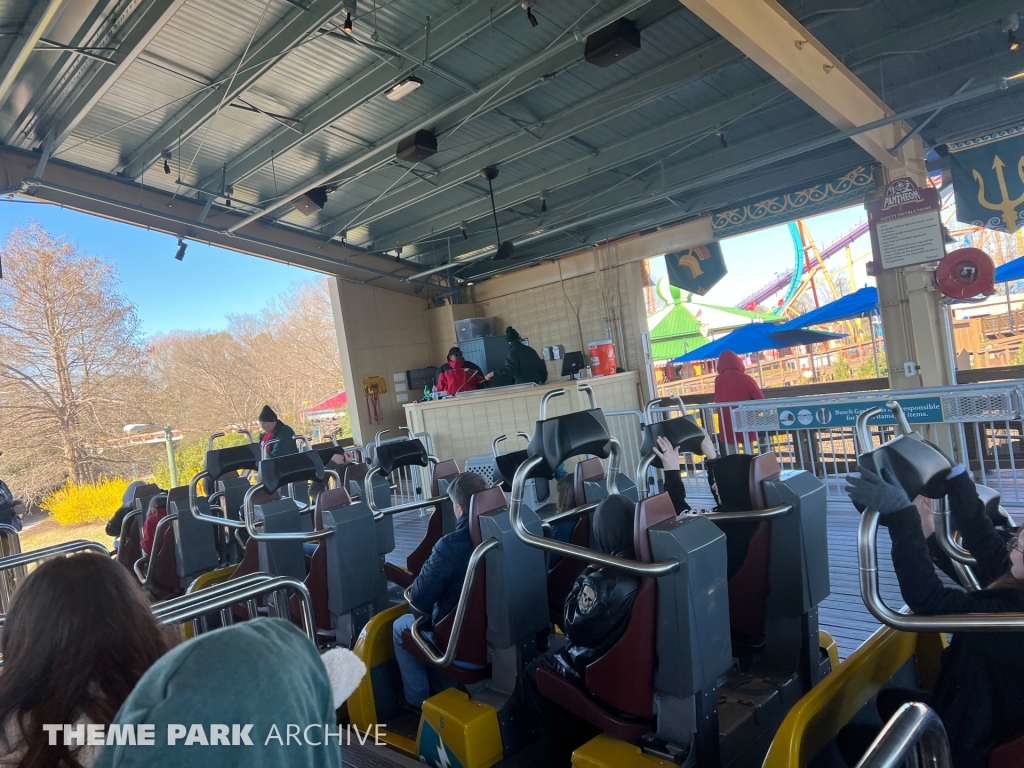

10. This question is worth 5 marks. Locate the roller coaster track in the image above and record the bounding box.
[737,219,870,310]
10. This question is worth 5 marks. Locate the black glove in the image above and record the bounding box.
[844,466,911,516]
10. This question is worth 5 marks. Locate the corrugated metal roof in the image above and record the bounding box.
[0,0,1020,281]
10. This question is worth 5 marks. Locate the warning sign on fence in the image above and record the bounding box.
[774,398,944,430]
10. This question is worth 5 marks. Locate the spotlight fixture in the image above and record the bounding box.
[522,0,538,27]
[174,238,187,261]
[540,190,549,214]
[460,221,469,240]
[718,131,727,149]
[385,76,424,101]
[1004,14,1021,50]
[163,159,171,175]
[342,2,356,34]
[344,13,353,33]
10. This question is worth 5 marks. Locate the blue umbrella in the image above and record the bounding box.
[670,323,845,363]
[995,255,1024,284]
[774,286,879,330]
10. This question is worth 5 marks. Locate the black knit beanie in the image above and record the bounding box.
[258,404,277,422]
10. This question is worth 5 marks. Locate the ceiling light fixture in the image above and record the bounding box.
[480,166,515,260]
[1005,14,1021,50]
[174,239,187,261]
[163,159,171,175]
[385,76,424,101]
[718,131,728,149]
[342,2,358,34]
[540,190,548,213]
[460,221,469,240]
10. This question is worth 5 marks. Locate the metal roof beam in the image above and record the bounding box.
[46,0,188,150]
[200,0,519,194]
[364,80,787,253]
[117,0,350,180]
[678,0,914,174]
[0,0,66,107]
[319,35,747,237]
[225,0,660,233]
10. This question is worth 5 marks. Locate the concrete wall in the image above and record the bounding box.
[330,278,433,445]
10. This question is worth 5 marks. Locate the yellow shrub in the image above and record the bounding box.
[42,476,130,527]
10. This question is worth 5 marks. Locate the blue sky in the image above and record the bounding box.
[1,198,871,338]
[0,201,319,337]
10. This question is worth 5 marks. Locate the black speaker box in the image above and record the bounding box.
[584,18,641,67]
[396,129,437,163]
[291,186,328,216]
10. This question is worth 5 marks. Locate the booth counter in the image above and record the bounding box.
[403,371,643,470]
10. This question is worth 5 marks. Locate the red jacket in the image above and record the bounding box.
[141,506,168,555]
[437,363,482,395]
[714,350,765,445]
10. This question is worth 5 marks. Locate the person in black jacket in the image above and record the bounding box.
[525,493,640,759]
[841,464,1024,767]
[484,327,548,386]
[105,480,147,541]
[391,472,490,709]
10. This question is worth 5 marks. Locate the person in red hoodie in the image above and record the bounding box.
[139,494,169,556]
[714,349,765,447]
[437,348,484,395]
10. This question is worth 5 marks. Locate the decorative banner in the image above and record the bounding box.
[711,165,876,238]
[949,125,1024,233]
[775,397,944,430]
[865,177,945,270]
[665,243,727,296]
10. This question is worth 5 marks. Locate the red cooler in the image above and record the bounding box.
[588,340,617,377]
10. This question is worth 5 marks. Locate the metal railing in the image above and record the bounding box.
[156,575,316,641]
[853,703,952,768]
[702,381,1024,508]
[0,525,22,613]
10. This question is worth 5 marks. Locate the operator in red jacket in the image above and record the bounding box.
[714,349,765,447]
[437,348,484,395]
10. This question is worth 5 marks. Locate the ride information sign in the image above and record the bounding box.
[774,397,944,430]
[866,178,946,270]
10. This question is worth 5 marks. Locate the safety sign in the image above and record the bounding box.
[774,398,943,430]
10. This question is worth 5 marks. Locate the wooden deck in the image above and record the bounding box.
[385,509,912,662]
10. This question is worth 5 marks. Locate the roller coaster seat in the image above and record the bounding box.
[168,485,219,585]
[400,487,510,684]
[859,434,951,500]
[116,515,142,570]
[721,452,780,657]
[537,492,676,741]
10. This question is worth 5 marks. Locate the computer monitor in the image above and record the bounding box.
[561,351,586,377]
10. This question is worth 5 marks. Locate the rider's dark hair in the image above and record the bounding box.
[0,553,176,767]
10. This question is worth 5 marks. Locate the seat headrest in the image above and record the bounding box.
[634,493,676,564]
[314,487,350,530]
[343,463,369,484]
[527,409,611,474]
[130,483,162,503]
[494,448,555,486]
[259,451,325,493]
[748,453,781,510]
[375,439,428,475]
[205,443,261,480]
[431,459,460,497]
[639,416,705,468]
[574,457,605,483]
[860,435,951,500]
[166,486,189,504]
[312,441,346,466]
[250,487,282,507]
[467,486,508,546]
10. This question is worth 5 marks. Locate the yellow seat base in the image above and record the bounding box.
[572,735,676,768]
[417,688,503,768]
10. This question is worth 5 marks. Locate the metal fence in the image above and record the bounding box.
[711,381,1024,508]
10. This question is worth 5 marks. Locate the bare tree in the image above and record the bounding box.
[0,223,145,499]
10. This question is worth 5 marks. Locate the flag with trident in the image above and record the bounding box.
[949,128,1024,233]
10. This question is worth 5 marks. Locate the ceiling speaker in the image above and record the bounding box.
[292,186,328,216]
[585,18,640,67]
[396,129,437,163]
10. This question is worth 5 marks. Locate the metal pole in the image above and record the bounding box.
[870,313,881,379]
[1005,281,1015,333]
[164,427,178,488]
[756,354,765,387]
